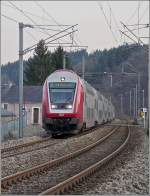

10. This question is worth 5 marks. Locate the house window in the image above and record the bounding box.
[4,103,8,110]
[32,107,40,124]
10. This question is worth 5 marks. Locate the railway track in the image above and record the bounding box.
[1,125,104,159]
[1,125,130,194]
[1,136,56,159]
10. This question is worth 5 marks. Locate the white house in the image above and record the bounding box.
[1,85,43,125]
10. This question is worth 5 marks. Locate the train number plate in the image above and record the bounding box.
[59,113,64,116]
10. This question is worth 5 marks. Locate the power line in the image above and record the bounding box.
[139,6,149,22]
[32,26,62,32]
[97,1,118,44]
[8,1,52,36]
[119,30,137,44]
[34,1,77,46]
[25,29,78,54]
[107,2,120,35]
[123,25,149,33]
[2,14,18,23]
[24,24,78,53]
[4,2,51,23]
[126,1,144,23]
[121,21,145,45]
[34,1,81,48]
[34,1,63,27]
[24,29,38,42]
[107,1,122,44]
[2,14,38,48]
[126,23,149,27]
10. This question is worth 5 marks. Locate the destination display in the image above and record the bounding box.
[49,82,76,89]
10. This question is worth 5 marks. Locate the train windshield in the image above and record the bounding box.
[49,82,76,104]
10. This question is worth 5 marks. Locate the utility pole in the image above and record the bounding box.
[63,54,66,69]
[138,72,141,109]
[130,90,132,116]
[120,94,123,114]
[110,74,112,88]
[82,55,85,80]
[135,84,138,117]
[110,74,112,103]
[142,89,145,108]
[133,88,136,117]
[138,1,140,43]
[19,22,24,138]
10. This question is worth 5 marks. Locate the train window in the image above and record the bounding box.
[49,82,76,89]
[49,82,76,105]
[50,89,75,104]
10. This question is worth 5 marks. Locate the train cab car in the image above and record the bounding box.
[42,69,115,137]
[42,70,84,136]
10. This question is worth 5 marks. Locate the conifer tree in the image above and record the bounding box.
[51,46,70,69]
[24,39,54,85]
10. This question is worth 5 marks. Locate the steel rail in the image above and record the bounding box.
[1,137,51,154]
[40,126,130,195]
[1,126,118,189]
[1,126,104,158]
[2,141,58,159]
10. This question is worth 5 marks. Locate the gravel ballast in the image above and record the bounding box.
[2,127,127,194]
[2,126,113,177]
[68,127,149,195]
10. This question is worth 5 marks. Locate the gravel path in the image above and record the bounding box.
[67,127,149,195]
[2,127,127,195]
[2,126,113,177]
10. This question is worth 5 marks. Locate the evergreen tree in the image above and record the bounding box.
[51,46,71,70]
[24,39,54,85]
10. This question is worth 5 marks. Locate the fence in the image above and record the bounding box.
[1,114,27,141]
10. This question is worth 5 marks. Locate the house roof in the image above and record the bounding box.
[1,85,43,103]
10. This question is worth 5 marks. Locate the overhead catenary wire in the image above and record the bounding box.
[4,2,73,27]
[24,29,78,54]
[24,29,38,42]
[34,1,79,47]
[119,30,137,44]
[3,1,87,53]
[123,25,149,33]
[34,1,63,27]
[34,1,68,45]
[2,14,18,23]
[121,21,145,45]
[2,14,39,44]
[24,25,78,53]
[126,1,144,24]
[139,6,149,22]
[8,1,52,37]
[97,1,118,44]
[107,1,121,38]
[24,24,78,52]
[34,1,83,48]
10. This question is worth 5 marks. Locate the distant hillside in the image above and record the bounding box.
[2,43,148,116]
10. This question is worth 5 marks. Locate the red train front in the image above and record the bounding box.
[42,69,84,137]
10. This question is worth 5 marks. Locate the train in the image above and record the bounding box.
[42,69,115,137]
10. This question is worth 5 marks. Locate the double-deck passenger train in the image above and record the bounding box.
[42,69,115,137]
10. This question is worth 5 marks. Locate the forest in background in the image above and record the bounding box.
[1,43,148,116]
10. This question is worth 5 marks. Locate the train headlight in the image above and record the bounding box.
[66,104,72,109]
[51,104,57,109]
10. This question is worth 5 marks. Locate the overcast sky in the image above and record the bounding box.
[1,1,149,65]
